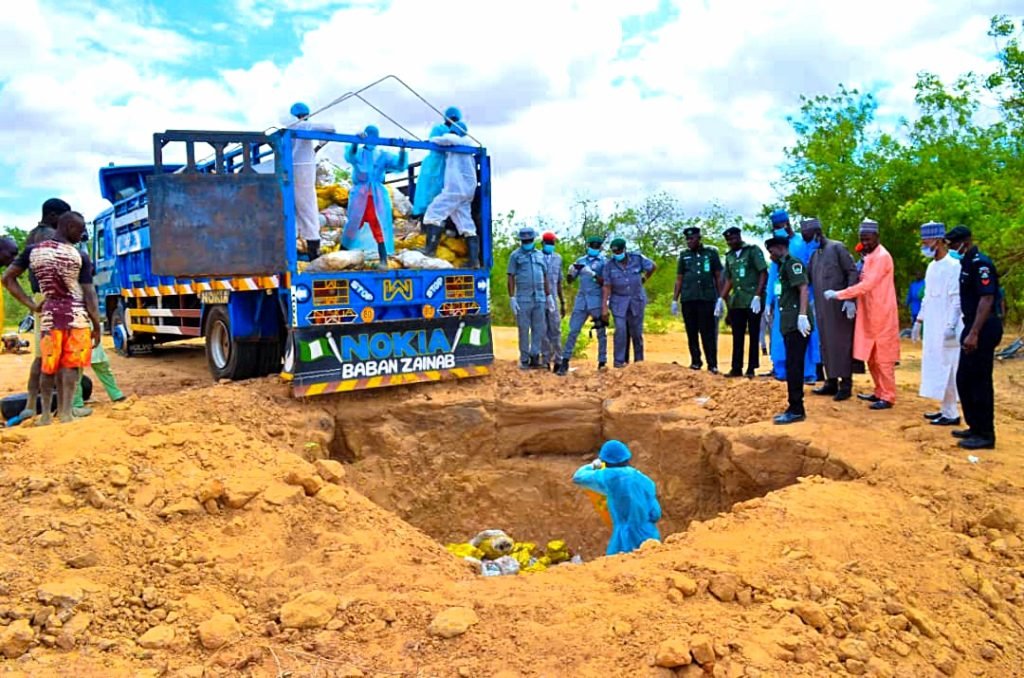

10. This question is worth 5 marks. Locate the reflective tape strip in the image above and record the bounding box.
[129,308,201,318]
[119,275,280,299]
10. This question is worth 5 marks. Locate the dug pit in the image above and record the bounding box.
[318,394,860,559]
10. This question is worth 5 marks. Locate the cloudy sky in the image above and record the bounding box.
[0,0,1010,234]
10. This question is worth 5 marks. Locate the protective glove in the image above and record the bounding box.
[911,321,922,343]
[579,265,595,277]
[510,297,520,316]
[750,296,762,314]
[546,295,557,313]
[671,300,679,316]
[714,298,726,318]
[823,289,839,301]
[797,314,811,338]
[944,326,958,342]
[841,300,856,320]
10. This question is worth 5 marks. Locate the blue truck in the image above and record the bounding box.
[90,128,494,396]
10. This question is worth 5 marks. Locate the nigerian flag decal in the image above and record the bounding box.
[459,325,490,347]
[299,337,331,362]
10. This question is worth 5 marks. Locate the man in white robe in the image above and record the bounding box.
[912,222,963,426]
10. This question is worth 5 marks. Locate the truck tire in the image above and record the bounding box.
[111,303,132,357]
[257,341,282,377]
[204,306,260,381]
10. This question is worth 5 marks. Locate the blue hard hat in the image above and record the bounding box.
[599,439,632,464]
[364,125,380,138]
[451,120,468,137]
[518,226,536,240]
[290,102,310,118]
[770,209,789,225]
[444,106,462,122]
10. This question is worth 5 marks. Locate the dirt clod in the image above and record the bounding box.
[427,607,479,639]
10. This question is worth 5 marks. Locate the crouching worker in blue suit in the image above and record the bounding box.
[572,440,662,555]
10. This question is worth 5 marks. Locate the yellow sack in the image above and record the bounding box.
[317,196,331,211]
[329,184,349,206]
[545,540,571,565]
[396,234,426,251]
[522,560,548,573]
[435,245,458,264]
[510,542,535,568]
[446,543,484,560]
[442,236,468,257]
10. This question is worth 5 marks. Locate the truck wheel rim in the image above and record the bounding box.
[210,319,231,369]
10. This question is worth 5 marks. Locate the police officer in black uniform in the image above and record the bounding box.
[945,226,1002,450]
[765,234,813,425]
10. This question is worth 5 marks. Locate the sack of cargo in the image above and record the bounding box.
[389,186,412,218]
[395,233,426,251]
[544,540,571,565]
[470,530,514,560]
[321,205,346,229]
[442,235,468,257]
[446,543,484,560]
[305,249,366,273]
[394,250,452,270]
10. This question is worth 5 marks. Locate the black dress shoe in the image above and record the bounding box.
[773,412,806,425]
[724,370,743,378]
[689,364,702,371]
[709,367,719,375]
[923,412,943,420]
[869,400,893,410]
[952,429,975,439]
[834,390,852,402]
[813,383,838,396]
[857,393,879,402]
[959,436,995,450]
[745,371,756,379]
[597,361,607,370]
[930,416,961,426]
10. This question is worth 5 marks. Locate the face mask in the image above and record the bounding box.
[921,245,936,259]
[521,242,535,251]
[587,247,601,257]
[613,252,625,261]
[542,244,554,254]
[948,248,963,261]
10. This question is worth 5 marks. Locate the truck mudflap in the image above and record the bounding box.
[282,315,494,397]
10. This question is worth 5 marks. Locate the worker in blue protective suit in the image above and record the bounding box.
[507,226,555,369]
[422,120,480,266]
[572,439,661,556]
[342,125,408,269]
[556,234,608,375]
[602,238,656,368]
[765,210,818,382]
[411,106,462,222]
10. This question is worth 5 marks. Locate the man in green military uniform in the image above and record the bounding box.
[717,227,768,378]
[765,234,813,425]
[671,226,722,373]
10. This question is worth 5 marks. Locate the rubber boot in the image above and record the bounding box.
[835,378,853,402]
[464,235,480,268]
[555,358,569,376]
[376,242,389,270]
[307,239,320,261]
[528,355,543,369]
[422,225,442,257]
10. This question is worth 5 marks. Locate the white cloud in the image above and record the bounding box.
[0,0,1009,235]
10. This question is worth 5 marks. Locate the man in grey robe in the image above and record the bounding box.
[803,218,858,401]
